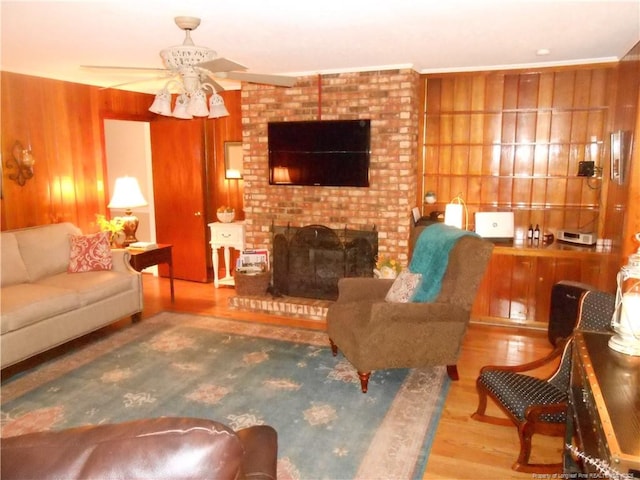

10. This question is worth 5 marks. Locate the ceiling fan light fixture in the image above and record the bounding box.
[208,93,229,119]
[149,90,172,116]
[188,90,210,117]
[160,27,217,73]
[172,94,193,119]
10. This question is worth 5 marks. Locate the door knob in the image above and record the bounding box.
[194,211,202,216]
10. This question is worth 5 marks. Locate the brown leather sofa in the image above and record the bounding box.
[1,417,277,480]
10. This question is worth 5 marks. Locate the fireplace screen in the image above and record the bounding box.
[272,224,377,300]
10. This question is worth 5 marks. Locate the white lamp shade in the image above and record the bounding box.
[149,91,172,116]
[188,90,210,117]
[173,94,193,119]
[208,93,230,118]
[108,177,148,209]
[444,203,464,229]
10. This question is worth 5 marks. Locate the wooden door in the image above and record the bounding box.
[150,117,209,282]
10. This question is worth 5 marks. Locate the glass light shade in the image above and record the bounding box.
[149,91,172,116]
[108,176,148,210]
[610,233,640,356]
[208,93,230,118]
[188,90,210,117]
[173,94,193,119]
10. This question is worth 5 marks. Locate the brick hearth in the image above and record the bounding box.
[228,295,331,322]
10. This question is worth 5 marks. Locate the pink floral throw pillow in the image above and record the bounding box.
[68,231,113,273]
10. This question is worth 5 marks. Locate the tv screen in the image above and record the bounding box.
[268,119,370,187]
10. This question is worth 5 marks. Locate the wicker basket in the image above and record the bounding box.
[235,270,271,296]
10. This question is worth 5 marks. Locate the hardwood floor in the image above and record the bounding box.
[2,274,564,479]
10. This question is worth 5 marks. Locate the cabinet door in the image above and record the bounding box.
[150,118,209,282]
[473,251,615,329]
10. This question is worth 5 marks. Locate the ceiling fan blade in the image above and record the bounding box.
[99,74,173,90]
[201,74,226,92]
[222,71,296,87]
[81,65,168,73]
[197,57,247,73]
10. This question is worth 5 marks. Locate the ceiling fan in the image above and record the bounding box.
[84,16,296,90]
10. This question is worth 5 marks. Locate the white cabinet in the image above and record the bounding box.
[208,222,245,287]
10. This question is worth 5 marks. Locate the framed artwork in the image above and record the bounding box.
[224,142,243,179]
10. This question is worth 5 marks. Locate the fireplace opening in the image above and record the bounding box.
[272,224,378,300]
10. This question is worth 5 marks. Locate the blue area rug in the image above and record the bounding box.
[1,312,449,480]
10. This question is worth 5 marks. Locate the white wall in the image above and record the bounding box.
[103,119,155,243]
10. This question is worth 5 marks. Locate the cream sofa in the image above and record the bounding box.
[1,222,143,368]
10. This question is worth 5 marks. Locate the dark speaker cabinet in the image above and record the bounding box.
[548,281,594,345]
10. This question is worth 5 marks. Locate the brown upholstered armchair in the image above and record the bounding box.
[327,225,493,392]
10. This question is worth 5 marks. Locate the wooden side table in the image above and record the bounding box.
[127,244,175,302]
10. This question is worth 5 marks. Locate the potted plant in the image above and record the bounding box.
[374,256,402,279]
[96,214,126,247]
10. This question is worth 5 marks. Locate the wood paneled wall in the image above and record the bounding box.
[421,66,616,241]
[420,52,640,262]
[207,90,243,224]
[1,72,243,236]
[610,41,640,260]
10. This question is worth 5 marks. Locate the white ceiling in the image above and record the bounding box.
[1,0,639,93]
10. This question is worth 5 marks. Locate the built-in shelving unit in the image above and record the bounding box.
[420,67,618,328]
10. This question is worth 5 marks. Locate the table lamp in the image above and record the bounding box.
[107,176,148,246]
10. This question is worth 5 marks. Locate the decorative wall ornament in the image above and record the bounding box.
[7,141,35,186]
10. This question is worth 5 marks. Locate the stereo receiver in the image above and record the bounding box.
[556,229,597,246]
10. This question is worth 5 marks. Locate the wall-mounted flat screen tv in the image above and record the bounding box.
[268,119,371,187]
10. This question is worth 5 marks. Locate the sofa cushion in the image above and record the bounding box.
[13,223,81,282]
[0,233,30,287]
[36,270,135,306]
[0,284,80,335]
[68,231,113,273]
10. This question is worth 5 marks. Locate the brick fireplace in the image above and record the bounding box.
[240,69,421,268]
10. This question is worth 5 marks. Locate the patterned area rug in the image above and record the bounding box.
[1,312,449,480]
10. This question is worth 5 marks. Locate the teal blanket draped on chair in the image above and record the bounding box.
[409,223,479,302]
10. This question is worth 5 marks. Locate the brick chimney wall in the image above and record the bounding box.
[240,68,420,265]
